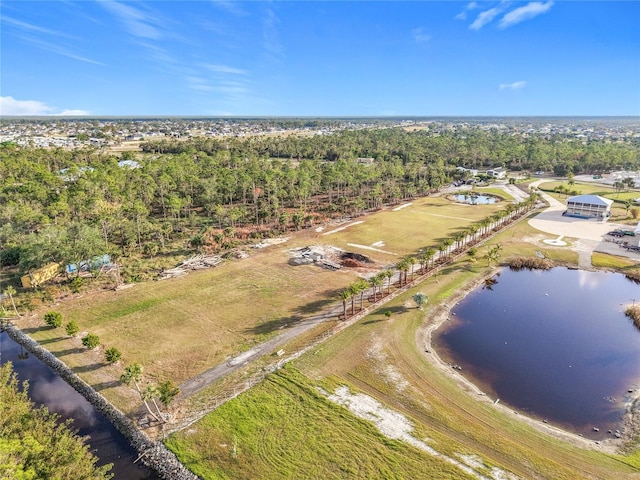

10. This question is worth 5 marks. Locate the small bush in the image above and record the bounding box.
[507,257,554,271]
[626,306,640,330]
[69,276,83,294]
[105,347,122,364]
[65,320,79,337]
[44,311,63,328]
[82,333,100,350]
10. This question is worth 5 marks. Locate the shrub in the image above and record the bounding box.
[105,347,122,364]
[507,257,553,271]
[65,320,79,337]
[69,276,83,294]
[626,306,640,330]
[82,333,100,350]
[44,311,63,328]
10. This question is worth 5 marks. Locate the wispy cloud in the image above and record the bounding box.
[2,15,74,39]
[263,7,284,58]
[455,2,478,21]
[15,34,106,65]
[470,6,504,30]
[499,81,527,90]
[499,1,554,29]
[0,96,89,116]
[203,64,247,75]
[210,0,247,16]
[98,0,163,40]
[411,28,431,43]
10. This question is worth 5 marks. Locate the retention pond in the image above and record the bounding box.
[0,330,159,479]
[435,267,640,440]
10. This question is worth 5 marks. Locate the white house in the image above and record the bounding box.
[564,194,613,219]
[486,167,507,179]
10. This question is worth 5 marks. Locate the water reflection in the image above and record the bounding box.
[436,268,640,439]
[0,331,159,479]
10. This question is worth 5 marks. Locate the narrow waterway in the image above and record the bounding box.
[436,268,640,439]
[0,331,159,480]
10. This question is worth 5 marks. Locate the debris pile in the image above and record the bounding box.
[289,245,343,270]
[158,254,223,280]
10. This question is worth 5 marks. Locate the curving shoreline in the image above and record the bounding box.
[418,267,640,455]
[1,321,199,480]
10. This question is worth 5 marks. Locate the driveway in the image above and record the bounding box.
[528,180,640,264]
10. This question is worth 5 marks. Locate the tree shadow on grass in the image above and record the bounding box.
[72,363,103,374]
[244,314,303,336]
[54,348,82,357]
[93,380,121,392]
[362,306,409,324]
[38,336,66,345]
[21,326,48,334]
[294,288,342,315]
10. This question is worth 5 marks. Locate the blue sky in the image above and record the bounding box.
[1,1,639,116]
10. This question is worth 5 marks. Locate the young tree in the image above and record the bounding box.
[44,311,63,328]
[338,289,352,319]
[65,320,80,337]
[413,292,428,310]
[120,362,160,422]
[3,286,20,318]
[157,380,180,408]
[105,347,122,364]
[81,333,100,349]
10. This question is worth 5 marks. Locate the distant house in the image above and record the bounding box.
[456,166,479,176]
[564,194,613,219]
[486,167,507,179]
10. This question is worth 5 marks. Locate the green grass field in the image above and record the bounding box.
[15,190,640,478]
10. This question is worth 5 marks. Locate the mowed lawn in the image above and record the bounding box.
[19,195,504,406]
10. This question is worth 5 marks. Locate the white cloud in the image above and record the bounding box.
[263,7,284,58]
[499,81,527,90]
[470,7,503,30]
[211,0,247,16]
[412,28,431,43]
[2,15,73,39]
[0,96,89,116]
[499,1,554,29]
[56,109,91,116]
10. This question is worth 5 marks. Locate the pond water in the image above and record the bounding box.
[435,268,640,439]
[0,331,159,480]
[451,193,497,204]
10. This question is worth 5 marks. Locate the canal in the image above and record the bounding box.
[0,330,159,479]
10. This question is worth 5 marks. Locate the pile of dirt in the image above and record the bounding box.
[341,252,372,263]
[342,258,366,268]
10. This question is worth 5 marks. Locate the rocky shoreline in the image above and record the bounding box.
[1,321,199,480]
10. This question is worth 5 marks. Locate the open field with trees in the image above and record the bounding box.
[2,123,640,479]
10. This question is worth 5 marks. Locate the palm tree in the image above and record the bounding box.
[355,278,369,310]
[338,289,352,319]
[369,274,384,302]
[348,281,361,314]
[452,231,465,253]
[3,286,20,318]
[120,362,160,422]
[396,258,410,286]
[413,292,428,310]
[406,255,417,281]
[384,269,394,295]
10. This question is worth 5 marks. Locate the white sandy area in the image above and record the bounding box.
[322,221,364,235]
[323,386,515,480]
[347,243,397,255]
[393,203,413,211]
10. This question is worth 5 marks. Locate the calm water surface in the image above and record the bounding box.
[0,331,159,479]
[436,268,640,439]
[452,193,497,204]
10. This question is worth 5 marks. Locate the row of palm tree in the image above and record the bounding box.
[337,192,540,319]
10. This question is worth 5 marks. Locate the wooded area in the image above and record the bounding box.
[1,126,638,289]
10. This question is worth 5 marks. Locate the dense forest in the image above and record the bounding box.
[1,127,639,290]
